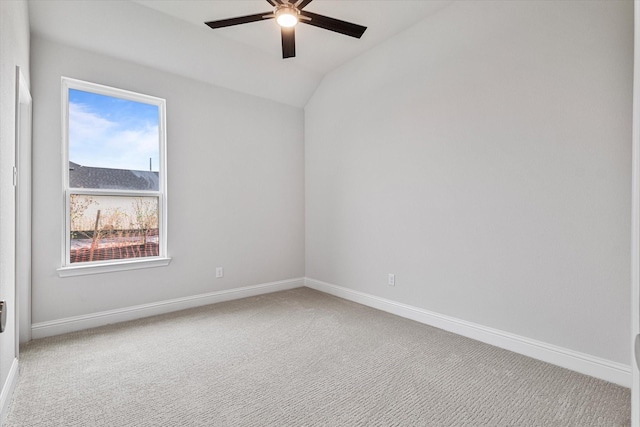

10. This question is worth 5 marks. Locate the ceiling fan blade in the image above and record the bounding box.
[281,27,296,58]
[296,0,314,9]
[265,0,282,5]
[300,11,367,38]
[205,12,273,30]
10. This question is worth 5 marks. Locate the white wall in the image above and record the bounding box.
[0,0,29,411]
[305,1,633,365]
[30,36,305,324]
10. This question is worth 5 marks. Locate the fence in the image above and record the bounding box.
[70,229,159,263]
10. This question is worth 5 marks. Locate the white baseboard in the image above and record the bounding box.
[32,277,305,339]
[0,358,18,427]
[305,277,632,388]
[28,276,631,387]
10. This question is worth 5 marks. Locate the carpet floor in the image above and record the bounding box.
[5,287,631,426]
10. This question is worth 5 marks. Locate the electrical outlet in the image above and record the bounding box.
[216,267,224,278]
[388,273,395,287]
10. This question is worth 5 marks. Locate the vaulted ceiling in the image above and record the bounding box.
[28,0,451,107]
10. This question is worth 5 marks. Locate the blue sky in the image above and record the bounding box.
[69,89,160,172]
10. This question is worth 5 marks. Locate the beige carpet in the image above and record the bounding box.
[5,288,630,426]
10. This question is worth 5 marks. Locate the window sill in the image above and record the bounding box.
[57,257,171,277]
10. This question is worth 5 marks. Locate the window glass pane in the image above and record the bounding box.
[70,194,159,263]
[68,89,160,191]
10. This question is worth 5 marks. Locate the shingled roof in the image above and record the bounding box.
[69,162,159,191]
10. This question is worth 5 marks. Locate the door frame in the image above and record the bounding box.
[631,2,639,426]
[15,66,32,347]
[0,65,31,427]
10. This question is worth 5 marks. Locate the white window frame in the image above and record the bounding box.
[57,77,170,277]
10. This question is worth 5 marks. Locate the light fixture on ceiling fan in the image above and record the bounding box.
[204,0,367,59]
[274,3,300,28]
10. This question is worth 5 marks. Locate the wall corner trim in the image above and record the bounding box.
[0,358,19,425]
[305,277,631,388]
[31,277,305,340]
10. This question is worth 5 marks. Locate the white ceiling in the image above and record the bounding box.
[28,0,451,107]
[133,0,451,77]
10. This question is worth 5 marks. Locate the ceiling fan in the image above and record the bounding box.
[204,0,367,59]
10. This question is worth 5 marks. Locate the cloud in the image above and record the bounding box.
[69,101,160,171]
[69,102,116,139]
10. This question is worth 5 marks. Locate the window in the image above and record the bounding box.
[58,78,169,276]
